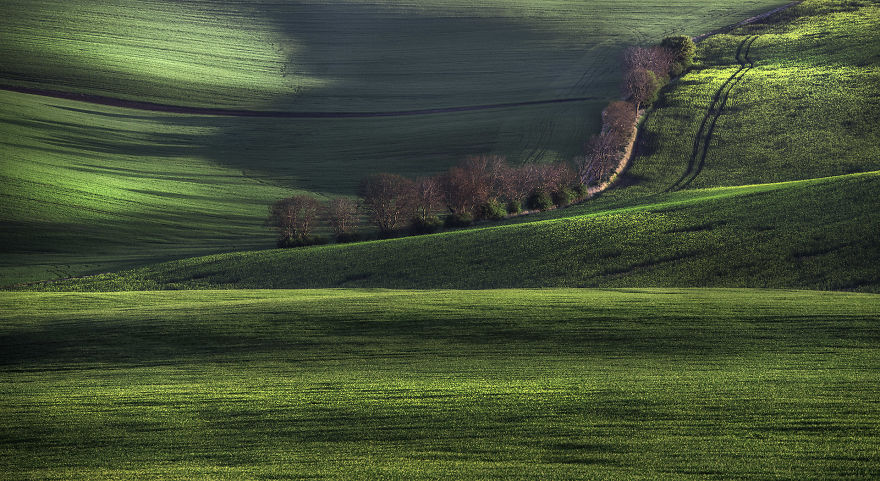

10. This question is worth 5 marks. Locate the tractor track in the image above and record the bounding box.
[666,35,757,192]
[0,84,600,118]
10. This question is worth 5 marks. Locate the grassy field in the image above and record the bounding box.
[3,2,879,478]
[0,0,803,285]
[607,0,880,197]
[0,89,605,285]
[30,0,878,293]
[1,0,790,110]
[33,169,879,292]
[2,288,879,479]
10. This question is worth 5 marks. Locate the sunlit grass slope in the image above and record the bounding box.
[0,91,292,285]
[1,0,789,110]
[2,288,878,479]
[35,171,880,292]
[0,90,602,285]
[6,0,877,289]
[0,0,807,285]
[611,0,880,197]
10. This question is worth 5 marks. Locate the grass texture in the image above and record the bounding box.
[30,170,880,292]
[2,288,879,479]
[612,0,880,196]
[1,0,790,110]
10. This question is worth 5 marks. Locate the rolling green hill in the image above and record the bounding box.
[2,288,878,479]
[23,0,880,292]
[33,170,880,292]
[1,0,802,286]
[2,0,789,110]
[614,0,880,196]
[3,2,879,479]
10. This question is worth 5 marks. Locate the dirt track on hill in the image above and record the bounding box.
[667,35,758,192]
[0,84,600,118]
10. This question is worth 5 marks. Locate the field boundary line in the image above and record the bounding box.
[0,84,600,118]
[587,109,645,198]
[692,1,802,43]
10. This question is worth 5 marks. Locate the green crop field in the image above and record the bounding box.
[1,0,793,285]
[2,288,879,479]
[35,169,880,292]
[25,0,877,293]
[1,0,790,110]
[3,1,880,479]
[606,0,880,197]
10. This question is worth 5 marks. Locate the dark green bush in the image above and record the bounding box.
[527,190,554,211]
[506,200,523,215]
[661,35,696,76]
[475,199,508,221]
[410,215,443,235]
[574,183,590,200]
[444,212,473,228]
[552,187,577,207]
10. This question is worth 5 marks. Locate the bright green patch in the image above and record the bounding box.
[1,0,790,109]
[2,288,878,479]
[615,0,880,196]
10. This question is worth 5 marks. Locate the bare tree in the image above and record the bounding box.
[624,46,675,80]
[267,195,321,245]
[623,68,661,109]
[327,197,359,238]
[579,131,619,185]
[440,157,493,216]
[530,162,574,194]
[602,101,638,145]
[360,173,415,235]
[410,176,442,223]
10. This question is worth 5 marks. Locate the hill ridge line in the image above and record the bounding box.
[0,84,600,118]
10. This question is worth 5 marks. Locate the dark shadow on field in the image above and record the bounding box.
[2,301,878,368]
[44,1,611,195]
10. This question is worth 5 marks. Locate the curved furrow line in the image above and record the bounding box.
[0,84,601,118]
[679,35,757,190]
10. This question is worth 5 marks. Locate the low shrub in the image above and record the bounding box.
[527,190,554,211]
[552,186,577,207]
[661,35,696,74]
[574,183,590,200]
[506,200,523,215]
[475,199,508,221]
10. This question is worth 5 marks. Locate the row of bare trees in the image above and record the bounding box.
[267,36,696,248]
[360,155,588,237]
[622,35,696,109]
[579,36,697,186]
[267,155,590,246]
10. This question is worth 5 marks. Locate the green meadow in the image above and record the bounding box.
[37,169,880,292]
[1,0,796,285]
[617,0,880,196]
[3,0,878,286]
[2,0,880,479]
[2,0,789,110]
[25,0,876,293]
[2,288,879,479]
